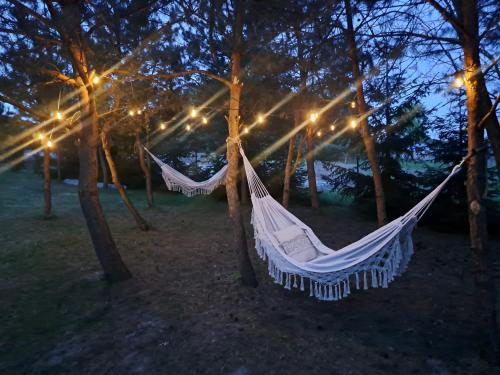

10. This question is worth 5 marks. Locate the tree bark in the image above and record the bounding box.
[344,0,387,225]
[98,146,109,189]
[135,131,153,208]
[43,145,52,218]
[77,87,131,282]
[461,0,499,363]
[282,112,299,208]
[101,128,150,231]
[293,134,306,173]
[225,0,257,287]
[305,126,320,210]
[240,163,248,205]
[56,146,62,183]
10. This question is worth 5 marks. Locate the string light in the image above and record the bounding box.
[350,119,358,129]
[190,108,197,118]
[92,75,100,85]
[129,110,135,116]
[309,112,319,123]
[55,111,63,120]
[202,117,208,125]
[243,126,249,134]
[160,123,166,130]
[330,125,335,131]
[39,133,45,140]
[350,101,356,108]
[137,109,142,115]
[453,75,464,88]
[186,124,191,131]
[316,130,322,137]
[257,114,264,124]
[47,140,53,148]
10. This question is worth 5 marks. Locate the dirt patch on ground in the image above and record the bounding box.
[0,172,495,374]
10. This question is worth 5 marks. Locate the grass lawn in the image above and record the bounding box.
[0,169,496,374]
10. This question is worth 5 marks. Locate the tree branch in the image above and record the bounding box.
[114,69,232,87]
[362,31,460,45]
[477,95,500,129]
[6,0,53,28]
[40,68,80,87]
[426,0,467,38]
[0,93,49,120]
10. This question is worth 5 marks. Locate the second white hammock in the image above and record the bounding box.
[145,148,228,197]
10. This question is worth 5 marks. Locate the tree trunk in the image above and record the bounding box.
[461,0,499,363]
[101,128,150,231]
[56,0,131,283]
[305,126,320,210]
[293,134,306,173]
[283,112,300,208]
[56,146,62,183]
[225,0,257,287]
[98,146,109,189]
[240,163,248,205]
[344,0,387,225]
[43,146,52,218]
[135,131,153,208]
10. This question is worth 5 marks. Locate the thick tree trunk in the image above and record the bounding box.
[78,91,132,282]
[461,0,499,363]
[283,112,300,208]
[226,2,257,286]
[98,146,109,189]
[57,0,131,283]
[305,126,320,210]
[56,146,62,183]
[135,132,153,208]
[101,129,149,231]
[43,146,52,218]
[344,0,387,225]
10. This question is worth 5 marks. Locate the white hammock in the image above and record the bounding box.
[145,148,228,197]
[239,144,465,301]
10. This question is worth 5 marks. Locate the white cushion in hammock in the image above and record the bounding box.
[273,225,320,263]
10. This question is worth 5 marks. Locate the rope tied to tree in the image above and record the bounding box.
[226,136,241,146]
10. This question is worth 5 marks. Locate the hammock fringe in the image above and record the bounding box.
[252,216,414,301]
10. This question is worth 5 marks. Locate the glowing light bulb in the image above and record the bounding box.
[309,112,318,123]
[244,126,249,134]
[257,114,264,124]
[190,108,197,118]
[39,133,45,140]
[202,117,208,125]
[92,75,100,84]
[137,109,142,115]
[350,101,356,108]
[316,131,322,137]
[453,76,464,88]
[186,124,191,131]
[55,111,63,120]
[47,140,53,148]
[350,119,358,129]
[160,123,166,130]
[330,125,335,131]
[129,110,135,116]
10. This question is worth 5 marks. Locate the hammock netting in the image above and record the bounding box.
[147,145,465,301]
